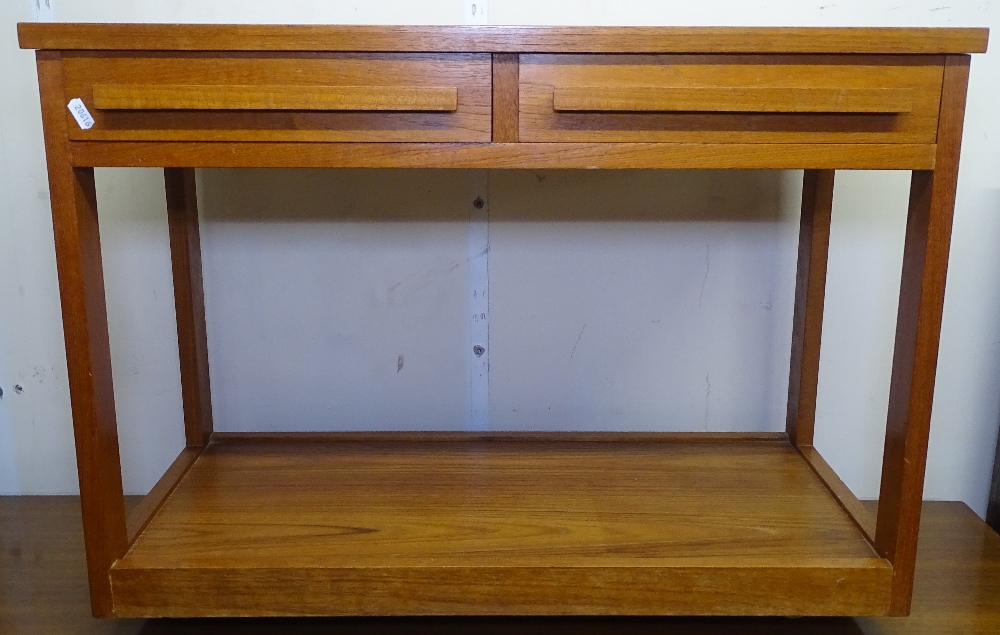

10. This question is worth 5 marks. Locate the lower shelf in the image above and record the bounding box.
[112,434,891,617]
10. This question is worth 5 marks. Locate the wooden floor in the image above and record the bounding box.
[110,438,888,616]
[2,496,998,633]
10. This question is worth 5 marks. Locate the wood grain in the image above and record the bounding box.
[210,431,789,444]
[111,564,889,618]
[61,53,491,143]
[875,55,972,616]
[786,170,835,448]
[492,53,519,142]
[111,438,889,616]
[34,51,127,618]
[5,497,999,633]
[798,446,876,543]
[164,168,213,448]
[126,439,875,567]
[17,24,989,54]
[68,141,938,170]
[125,446,203,544]
[92,84,459,112]
[552,87,914,113]
[520,55,943,144]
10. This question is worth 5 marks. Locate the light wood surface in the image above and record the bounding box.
[34,51,127,618]
[17,23,986,619]
[876,55,972,615]
[520,55,943,144]
[17,24,990,54]
[124,446,202,545]
[5,497,999,634]
[798,445,877,543]
[164,168,213,449]
[66,141,938,170]
[787,170,835,448]
[60,53,491,142]
[92,84,460,112]
[109,437,889,617]
[551,87,914,113]
[123,438,879,568]
[492,53,519,142]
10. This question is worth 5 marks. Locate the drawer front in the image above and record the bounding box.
[61,53,492,142]
[520,54,944,144]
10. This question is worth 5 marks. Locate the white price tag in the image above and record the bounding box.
[67,98,95,130]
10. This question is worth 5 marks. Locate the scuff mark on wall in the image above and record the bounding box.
[570,323,587,358]
[468,173,490,431]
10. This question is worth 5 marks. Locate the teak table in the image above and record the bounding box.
[17,23,989,619]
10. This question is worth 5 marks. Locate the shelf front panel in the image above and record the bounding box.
[68,141,937,170]
[60,53,492,143]
[520,54,944,145]
[111,436,891,616]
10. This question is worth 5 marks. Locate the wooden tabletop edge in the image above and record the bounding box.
[16,23,989,54]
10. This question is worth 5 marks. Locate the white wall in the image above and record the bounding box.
[1,1,999,518]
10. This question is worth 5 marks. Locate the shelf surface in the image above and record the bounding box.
[111,436,891,617]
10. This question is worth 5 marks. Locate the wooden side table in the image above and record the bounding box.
[17,23,989,619]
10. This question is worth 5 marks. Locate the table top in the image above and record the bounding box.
[17,24,989,54]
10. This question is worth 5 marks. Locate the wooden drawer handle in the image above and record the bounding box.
[552,86,913,114]
[91,84,459,112]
